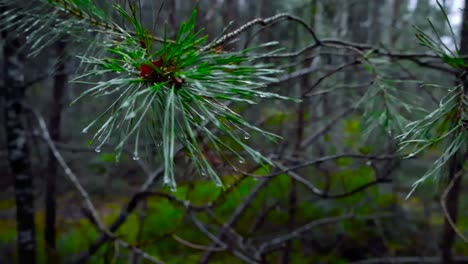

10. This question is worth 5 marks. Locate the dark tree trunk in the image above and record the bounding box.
[222,0,239,50]
[45,39,67,263]
[281,180,297,264]
[1,12,37,264]
[222,0,237,26]
[167,0,177,37]
[390,0,404,45]
[368,0,384,45]
[346,1,369,43]
[440,154,464,264]
[283,2,317,261]
[440,1,468,263]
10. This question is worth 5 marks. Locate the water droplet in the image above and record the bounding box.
[133,156,140,161]
[163,177,170,184]
[239,158,245,164]
[201,171,207,176]
[408,153,415,158]
[215,181,223,187]
[82,128,88,134]
[366,160,372,166]
[95,147,101,153]
[125,112,136,120]
[259,94,266,98]
[244,133,250,140]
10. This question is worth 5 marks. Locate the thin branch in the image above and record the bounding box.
[272,65,318,85]
[273,154,401,175]
[32,108,164,264]
[53,0,171,44]
[201,13,320,52]
[349,256,468,264]
[73,162,247,263]
[187,211,227,249]
[271,161,392,199]
[256,42,321,59]
[172,234,225,252]
[440,169,468,243]
[300,105,355,149]
[256,212,394,258]
[115,240,164,264]
[199,179,271,263]
[307,81,374,97]
[188,211,259,263]
[302,60,361,96]
[32,108,106,232]
[35,140,153,177]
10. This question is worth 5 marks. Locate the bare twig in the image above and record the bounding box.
[115,239,164,264]
[440,170,468,243]
[202,13,320,52]
[273,153,401,175]
[34,140,153,177]
[256,212,394,259]
[303,60,361,96]
[271,161,392,199]
[188,211,259,263]
[300,105,355,149]
[32,108,164,264]
[33,108,106,232]
[349,256,468,264]
[199,179,271,263]
[172,234,225,252]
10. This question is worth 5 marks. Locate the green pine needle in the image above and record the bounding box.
[73,6,295,189]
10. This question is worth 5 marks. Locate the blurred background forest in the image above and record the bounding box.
[1,0,468,263]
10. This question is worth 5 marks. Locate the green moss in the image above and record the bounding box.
[0,199,15,210]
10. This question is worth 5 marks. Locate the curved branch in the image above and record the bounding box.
[256,212,394,258]
[201,13,320,52]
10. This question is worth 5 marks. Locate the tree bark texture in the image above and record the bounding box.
[45,39,67,263]
[2,14,37,264]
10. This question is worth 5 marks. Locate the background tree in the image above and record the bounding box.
[1,4,36,264]
[44,39,68,263]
